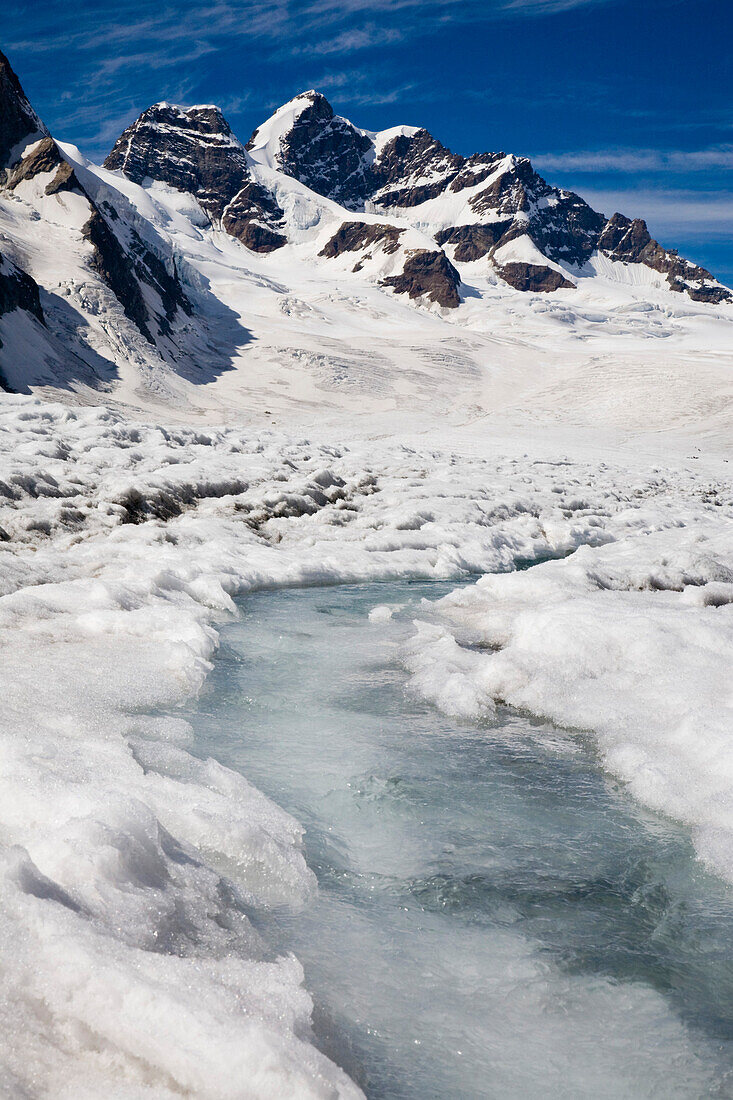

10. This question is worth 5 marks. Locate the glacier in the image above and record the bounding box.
[0,43,732,1100]
[0,397,732,1094]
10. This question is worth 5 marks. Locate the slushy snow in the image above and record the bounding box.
[0,394,731,1094]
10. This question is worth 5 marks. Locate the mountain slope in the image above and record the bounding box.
[0,51,245,399]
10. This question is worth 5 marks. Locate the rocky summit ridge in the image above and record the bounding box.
[107,86,731,305]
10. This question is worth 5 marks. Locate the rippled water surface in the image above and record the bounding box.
[185,581,733,1099]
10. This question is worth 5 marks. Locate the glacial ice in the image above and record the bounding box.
[0,394,731,1095]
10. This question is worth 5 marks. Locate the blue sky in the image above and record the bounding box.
[3,0,732,282]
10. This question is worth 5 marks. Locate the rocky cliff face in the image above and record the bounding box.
[105,103,286,253]
[597,213,730,304]
[106,104,250,220]
[0,251,45,388]
[0,251,43,324]
[366,134,606,291]
[247,91,374,209]
[0,49,46,172]
[381,249,461,308]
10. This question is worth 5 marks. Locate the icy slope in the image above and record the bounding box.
[0,51,249,403]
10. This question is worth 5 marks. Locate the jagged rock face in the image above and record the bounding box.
[382,250,461,308]
[468,161,604,266]
[105,104,250,221]
[6,135,77,196]
[319,221,405,259]
[373,139,603,271]
[7,136,60,186]
[252,92,373,209]
[222,181,287,253]
[106,103,287,252]
[434,223,510,262]
[598,212,731,303]
[0,50,45,171]
[0,252,44,387]
[372,130,466,208]
[598,212,655,262]
[498,263,575,293]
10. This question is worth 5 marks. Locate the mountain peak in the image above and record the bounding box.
[104,99,287,253]
[119,102,238,146]
[0,49,47,170]
[247,89,372,207]
[292,89,332,108]
[104,101,248,218]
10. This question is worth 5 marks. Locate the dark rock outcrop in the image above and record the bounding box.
[105,104,250,222]
[0,56,83,203]
[2,94,196,344]
[465,158,604,268]
[222,181,287,253]
[674,280,731,305]
[7,136,61,187]
[0,50,46,171]
[0,52,250,390]
[0,252,45,386]
[5,132,81,198]
[372,129,465,208]
[498,262,575,293]
[44,159,78,197]
[598,212,655,263]
[0,252,44,323]
[83,210,154,342]
[106,103,287,252]
[381,249,461,308]
[598,212,731,303]
[319,221,405,259]
[435,223,511,262]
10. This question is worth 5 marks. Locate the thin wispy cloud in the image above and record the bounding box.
[308,0,610,15]
[308,67,421,107]
[289,25,406,57]
[5,0,616,61]
[535,146,733,173]
[581,187,733,234]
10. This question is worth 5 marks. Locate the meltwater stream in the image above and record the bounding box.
[185,581,733,1099]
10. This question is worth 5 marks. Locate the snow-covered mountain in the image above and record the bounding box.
[107,88,731,305]
[1,50,731,426]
